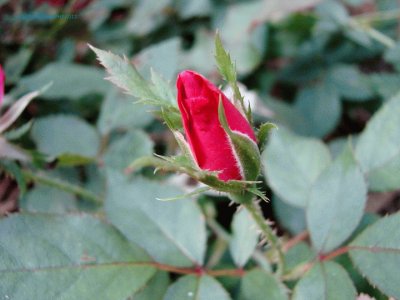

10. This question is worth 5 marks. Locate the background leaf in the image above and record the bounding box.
[105,172,207,267]
[134,38,181,80]
[19,63,108,99]
[293,81,341,137]
[355,94,400,191]
[97,88,153,135]
[219,1,267,75]
[163,275,232,300]
[307,144,367,253]
[292,261,357,300]
[239,269,288,300]
[0,214,156,300]
[263,128,331,207]
[103,130,153,172]
[133,271,169,300]
[349,213,400,299]
[19,185,78,213]
[272,195,306,236]
[31,115,100,158]
[229,209,259,267]
[326,64,373,101]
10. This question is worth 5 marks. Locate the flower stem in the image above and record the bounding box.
[243,200,284,276]
[22,170,103,205]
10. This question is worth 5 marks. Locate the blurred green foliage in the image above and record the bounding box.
[1,0,400,299]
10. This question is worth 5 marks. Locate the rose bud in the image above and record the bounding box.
[177,70,260,182]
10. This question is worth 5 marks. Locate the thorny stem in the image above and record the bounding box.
[242,201,284,276]
[22,170,103,205]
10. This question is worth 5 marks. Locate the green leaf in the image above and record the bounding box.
[19,63,107,99]
[327,65,373,101]
[174,0,211,18]
[90,45,177,110]
[368,73,400,99]
[263,128,331,207]
[307,144,367,253]
[0,214,156,300]
[97,88,153,135]
[126,0,171,36]
[164,275,232,300]
[292,261,357,300]
[105,172,206,267]
[284,242,314,274]
[262,97,308,133]
[384,42,400,72]
[150,69,176,105]
[218,1,267,75]
[89,45,154,99]
[328,136,359,160]
[31,115,100,159]
[349,213,400,299]
[229,209,259,267]
[272,195,306,236]
[294,82,341,137]
[133,272,169,300]
[4,47,32,84]
[355,93,400,191]
[19,185,78,213]
[134,38,181,81]
[239,269,288,300]
[182,29,215,76]
[104,130,153,172]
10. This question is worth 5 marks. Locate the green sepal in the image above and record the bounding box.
[126,154,260,194]
[218,99,261,181]
[161,109,197,169]
[215,32,252,124]
[156,187,211,201]
[257,122,278,153]
[158,108,182,130]
[246,187,269,203]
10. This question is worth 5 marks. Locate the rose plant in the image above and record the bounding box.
[1,3,400,297]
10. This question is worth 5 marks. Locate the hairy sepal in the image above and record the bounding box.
[218,99,261,181]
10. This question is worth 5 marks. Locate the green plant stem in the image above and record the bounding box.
[22,170,103,205]
[243,201,284,276]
